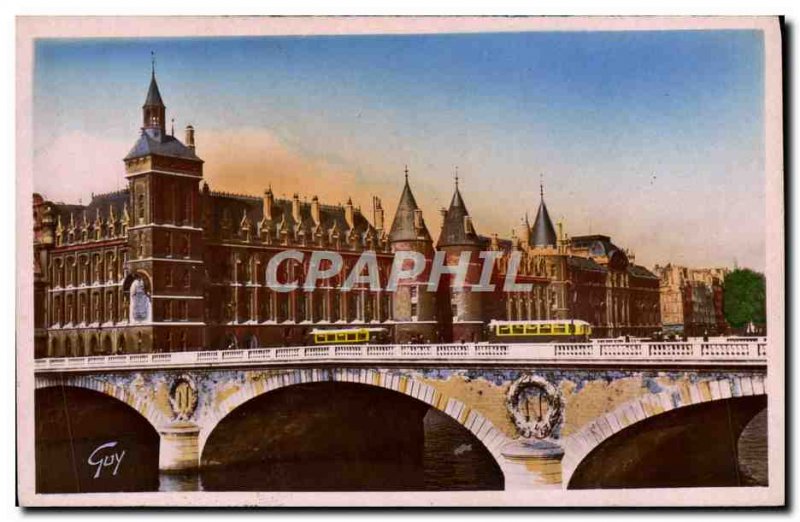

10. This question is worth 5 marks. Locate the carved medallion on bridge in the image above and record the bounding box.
[169,374,198,421]
[506,374,563,440]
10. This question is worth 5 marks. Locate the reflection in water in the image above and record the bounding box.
[160,408,503,492]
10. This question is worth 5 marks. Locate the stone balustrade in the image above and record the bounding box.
[34,340,768,373]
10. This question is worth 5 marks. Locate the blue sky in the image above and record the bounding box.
[33,30,766,270]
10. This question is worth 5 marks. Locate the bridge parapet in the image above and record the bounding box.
[34,340,768,373]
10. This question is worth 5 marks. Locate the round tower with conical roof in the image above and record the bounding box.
[388,167,438,343]
[436,173,485,342]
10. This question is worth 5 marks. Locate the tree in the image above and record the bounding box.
[723,269,766,330]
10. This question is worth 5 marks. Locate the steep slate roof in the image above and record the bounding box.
[144,72,164,107]
[437,184,482,248]
[389,177,432,243]
[567,256,607,273]
[126,70,200,162]
[207,192,377,242]
[124,131,201,161]
[49,189,130,227]
[627,264,659,280]
[571,234,620,257]
[531,196,557,247]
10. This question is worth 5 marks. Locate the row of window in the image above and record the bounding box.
[135,188,193,226]
[218,290,394,324]
[160,300,190,322]
[50,251,128,287]
[50,291,128,326]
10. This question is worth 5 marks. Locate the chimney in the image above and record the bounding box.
[311,195,320,225]
[292,193,301,222]
[345,197,355,229]
[372,196,384,230]
[185,125,195,152]
[263,187,274,221]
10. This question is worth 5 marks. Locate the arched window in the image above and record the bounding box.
[182,270,190,288]
[117,335,126,354]
[64,338,72,358]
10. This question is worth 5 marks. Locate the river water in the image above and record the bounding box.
[158,405,768,492]
[159,408,504,492]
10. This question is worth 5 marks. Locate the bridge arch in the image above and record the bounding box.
[198,368,513,474]
[34,374,170,432]
[560,375,767,487]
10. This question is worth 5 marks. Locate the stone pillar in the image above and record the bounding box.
[501,439,564,490]
[159,422,200,472]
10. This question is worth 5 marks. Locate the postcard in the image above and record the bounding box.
[16,16,785,507]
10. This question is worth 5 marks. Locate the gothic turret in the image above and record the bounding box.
[436,174,481,249]
[436,173,484,342]
[389,167,432,244]
[388,167,437,343]
[531,183,557,248]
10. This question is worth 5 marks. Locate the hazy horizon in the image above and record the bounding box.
[32,31,766,272]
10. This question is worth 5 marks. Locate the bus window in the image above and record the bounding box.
[512,325,524,335]
[540,325,551,334]
[358,331,367,342]
[498,325,511,335]
[346,333,356,342]
[525,324,537,335]
[326,333,336,343]
[568,324,574,334]
[553,324,565,334]
[336,333,346,342]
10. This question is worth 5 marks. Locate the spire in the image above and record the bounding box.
[144,68,164,108]
[531,181,557,247]
[389,167,431,243]
[142,54,166,133]
[437,169,480,248]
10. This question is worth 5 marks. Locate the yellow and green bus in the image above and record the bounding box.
[487,319,592,343]
[308,327,390,345]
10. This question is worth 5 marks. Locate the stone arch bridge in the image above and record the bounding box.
[34,340,768,491]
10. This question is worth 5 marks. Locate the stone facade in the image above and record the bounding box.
[652,264,729,337]
[478,191,662,338]
[32,71,664,358]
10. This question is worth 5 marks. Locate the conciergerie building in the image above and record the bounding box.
[32,71,661,358]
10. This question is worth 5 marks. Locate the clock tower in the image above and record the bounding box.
[122,66,206,352]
